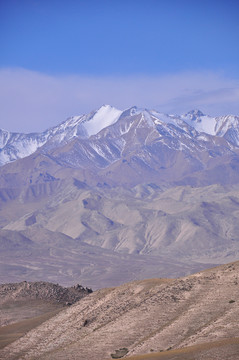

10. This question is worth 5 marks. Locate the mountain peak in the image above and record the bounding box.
[185,109,205,117]
[84,105,123,136]
[128,106,149,116]
[97,104,115,111]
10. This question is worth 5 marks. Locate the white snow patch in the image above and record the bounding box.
[83,105,122,136]
[119,120,135,135]
[91,144,108,159]
[181,114,217,135]
[142,111,155,127]
[197,134,210,142]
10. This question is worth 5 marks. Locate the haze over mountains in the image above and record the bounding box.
[1,105,239,287]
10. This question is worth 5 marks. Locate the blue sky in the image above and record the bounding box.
[0,0,239,132]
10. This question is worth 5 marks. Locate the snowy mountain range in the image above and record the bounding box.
[1,105,239,167]
[1,106,239,287]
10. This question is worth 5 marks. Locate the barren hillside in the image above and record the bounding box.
[1,261,239,360]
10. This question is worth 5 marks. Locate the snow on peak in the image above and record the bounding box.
[83,105,123,136]
[1,105,239,167]
[181,110,216,135]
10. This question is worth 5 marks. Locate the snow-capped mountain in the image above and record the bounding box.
[0,105,239,169]
[1,105,239,282]
[0,105,123,166]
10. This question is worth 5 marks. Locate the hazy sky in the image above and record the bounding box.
[0,0,239,132]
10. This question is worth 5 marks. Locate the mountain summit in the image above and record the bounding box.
[0,105,123,166]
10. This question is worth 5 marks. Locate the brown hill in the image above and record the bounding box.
[1,261,239,359]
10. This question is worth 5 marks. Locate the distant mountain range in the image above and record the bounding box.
[1,107,239,360]
[1,105,239,287]
[1,106,239,164]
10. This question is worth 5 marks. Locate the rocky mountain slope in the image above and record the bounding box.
[1,261,239,360]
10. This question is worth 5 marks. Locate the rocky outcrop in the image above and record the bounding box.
[0,281,92,306]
